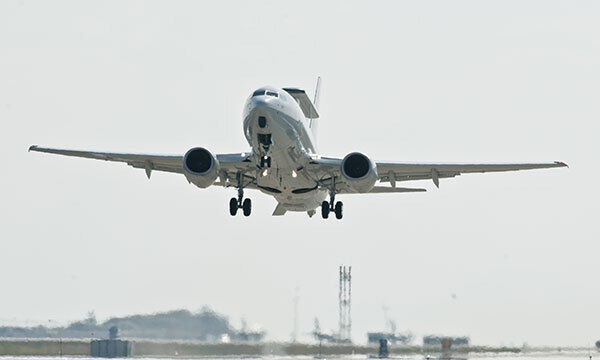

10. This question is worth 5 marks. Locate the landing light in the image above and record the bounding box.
[263,156,268,160]
[291,170,297,178]
[262,169,268,177]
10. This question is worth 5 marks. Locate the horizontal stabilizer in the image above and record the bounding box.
[272,203,288,216]
[368,186,426,193]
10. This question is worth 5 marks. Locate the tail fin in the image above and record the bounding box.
[310,76,321,138]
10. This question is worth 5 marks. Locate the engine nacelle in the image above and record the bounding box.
[183,147,220,188]
[341,152,378,193]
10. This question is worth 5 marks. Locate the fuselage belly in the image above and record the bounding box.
[242,87,327,212]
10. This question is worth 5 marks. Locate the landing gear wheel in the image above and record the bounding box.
[242,198,252,217]
[334,201,343,219]
[266,157,272,168]
[229,198,238,216]
[321,201,330,219]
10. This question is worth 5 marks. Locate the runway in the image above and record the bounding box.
[0,353,593,360]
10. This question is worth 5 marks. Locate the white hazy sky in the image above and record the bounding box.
[1,0,598,347]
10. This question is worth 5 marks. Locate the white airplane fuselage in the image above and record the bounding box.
[242,86,327,212]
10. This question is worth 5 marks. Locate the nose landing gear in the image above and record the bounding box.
[257,133,272,169]
[260,156,271,168]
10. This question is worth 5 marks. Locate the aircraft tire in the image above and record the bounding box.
[242,198,252,216]
[335,201,343,219]
[229,198,238,216]
[321,201,330,219]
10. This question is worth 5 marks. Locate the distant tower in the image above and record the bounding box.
[338,265,352,342]
[292,287,299,342]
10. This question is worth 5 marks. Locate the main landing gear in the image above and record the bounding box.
[321,192,343,220]
[230,180,251,217]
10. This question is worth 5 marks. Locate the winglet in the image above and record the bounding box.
[29,145,38,152]
[313,76,321,110]
[431,168,440,188]
[554,161,569,168]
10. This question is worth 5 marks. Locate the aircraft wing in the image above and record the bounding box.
[28,145,256,184]
[376,161,568,187]
[308,156,567,190]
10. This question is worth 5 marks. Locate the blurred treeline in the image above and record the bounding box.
[0,308,247,341]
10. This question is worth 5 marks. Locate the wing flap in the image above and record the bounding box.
[368,186,426,193]
[338,186,426,194]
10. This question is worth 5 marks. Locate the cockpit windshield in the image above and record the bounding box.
[252,89,278,98]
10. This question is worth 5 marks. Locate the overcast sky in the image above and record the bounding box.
[1,0,598,347]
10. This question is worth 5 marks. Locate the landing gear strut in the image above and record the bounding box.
[258,133,272,169]
[321,191,343,220]
[230,174,252,217]
[260,156,271,168]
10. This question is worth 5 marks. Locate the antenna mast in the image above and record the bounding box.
[338,265,352,342]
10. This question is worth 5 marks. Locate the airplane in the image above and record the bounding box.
[29,78,567,219]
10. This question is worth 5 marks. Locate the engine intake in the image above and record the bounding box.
[183,147,219,188]
[341,152,377,193]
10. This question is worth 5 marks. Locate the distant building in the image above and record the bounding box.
[230,330,265,342]
[90,339,134,358]
[230,318,265,342]
[367,332,412,345]
[423,335,469,346]
[90,327,134,358]
[312,331,351,344]
[378,339,390,358]
[311,317,351,344]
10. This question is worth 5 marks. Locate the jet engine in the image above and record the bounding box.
[183,147,220,188]
[340,152,378,193]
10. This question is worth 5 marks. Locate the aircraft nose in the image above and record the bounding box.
[250,96,271,109]
[249,97,279,117]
